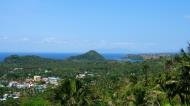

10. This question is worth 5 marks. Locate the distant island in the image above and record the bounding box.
[67,50,105,61]
[125,53,175,60]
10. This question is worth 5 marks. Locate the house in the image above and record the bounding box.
[44,70,49,73]
[76,74,86,79]
[3,94,8,99]
[16,84,26,89]
[34,76,41,81]
[28,83,34,88]
[0,98,6,101]
[35,85,45,93]
[1,94,8,101]
[13,68,23,71]
[42,78,49,83]
[13,92,20,99]
[0,92,20,101]
[88,74,94,77]
[8,81,18,87]
[25,78,34,83]
[48,77,59,85]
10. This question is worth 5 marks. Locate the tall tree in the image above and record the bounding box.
[53,79,96,106]
[143,64,149,86]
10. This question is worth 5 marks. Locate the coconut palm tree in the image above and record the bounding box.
[53,79,95,106]
[143,64,149,86]
[159,43,190,105]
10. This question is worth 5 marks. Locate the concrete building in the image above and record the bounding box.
[34,76,41,81]
[48,77,59,85]
[8,81,18,87]
[76,74,86,79]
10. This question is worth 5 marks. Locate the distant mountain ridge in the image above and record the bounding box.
[4,55,53,65]
[67,50,105,61]
[125,53,176,60]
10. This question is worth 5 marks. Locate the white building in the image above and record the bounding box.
[0,92,20,101]
[48,77,59,85]
[16,84,26,89]
[28,83,34,88]
[8,81,18,87]
[76,74,86,79]
[42,78,49,83]
[34,76,41,81]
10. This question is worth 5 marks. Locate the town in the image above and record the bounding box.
[0,69,95,102]
[0,75,60,101]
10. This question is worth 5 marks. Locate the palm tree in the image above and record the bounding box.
[164,60,173,72]
[178,65,190,105]
[177,44,190,105]
[159,43,190,105]
[53,78,95,106]
[143,64,149,86]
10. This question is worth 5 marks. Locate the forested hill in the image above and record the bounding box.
[2,50,106,67]
[2,50,105,66]
[67,50,105,61]
[3,55,54,65]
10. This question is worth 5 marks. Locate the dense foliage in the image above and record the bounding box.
[0,44,190,106]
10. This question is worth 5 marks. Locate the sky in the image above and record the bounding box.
[0,0,190,53]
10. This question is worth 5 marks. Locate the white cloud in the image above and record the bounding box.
[41,37,66,44]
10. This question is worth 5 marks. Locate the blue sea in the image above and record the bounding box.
[0,52,128,61]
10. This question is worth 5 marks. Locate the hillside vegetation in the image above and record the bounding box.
[0,44,190,106]
[68,50,105,61]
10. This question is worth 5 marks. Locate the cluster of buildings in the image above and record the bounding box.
[76,71,94,79]
[0,75,60,101]
[8,76,60,89]
[0,92,20,101]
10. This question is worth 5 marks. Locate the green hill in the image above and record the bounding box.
[4,55,53,65]
[68,50,105,61]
